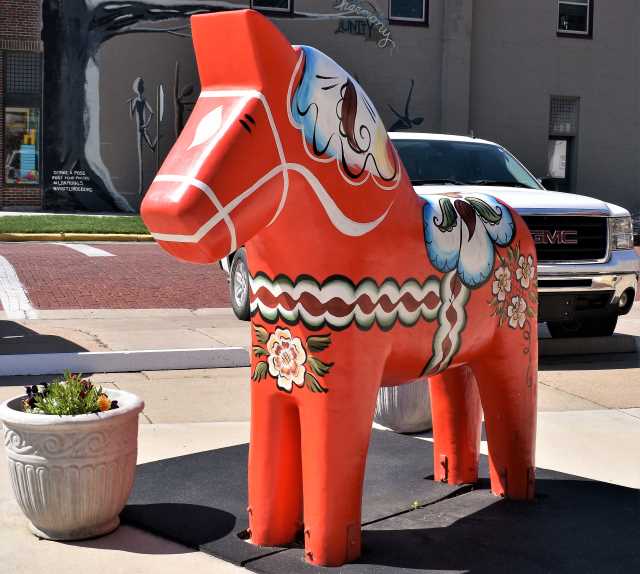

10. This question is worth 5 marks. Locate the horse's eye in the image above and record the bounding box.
[239,119,252,133]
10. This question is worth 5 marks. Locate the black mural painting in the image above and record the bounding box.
[42,0,234,212]
[41,1,382,212]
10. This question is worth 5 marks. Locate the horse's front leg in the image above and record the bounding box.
[248,384,303,546]
[297,362,383,566]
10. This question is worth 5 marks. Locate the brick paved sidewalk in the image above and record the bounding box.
[0,242,230,310]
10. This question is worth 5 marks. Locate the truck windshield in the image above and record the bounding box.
[392,139,543,190]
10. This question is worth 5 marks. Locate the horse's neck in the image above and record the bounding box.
[251,159,421,277]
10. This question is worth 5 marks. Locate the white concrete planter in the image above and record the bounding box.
[0,388,144,540]
[374,379,432,433]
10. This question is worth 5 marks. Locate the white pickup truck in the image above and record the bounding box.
[224,132,639,337]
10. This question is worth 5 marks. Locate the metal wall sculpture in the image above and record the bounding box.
[141,10,538,567]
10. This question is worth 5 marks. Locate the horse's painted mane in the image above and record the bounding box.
[288,46,400,190]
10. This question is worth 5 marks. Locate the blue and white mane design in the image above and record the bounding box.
[289,46,399,188]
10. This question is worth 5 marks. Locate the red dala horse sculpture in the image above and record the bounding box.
[141,10,538,567]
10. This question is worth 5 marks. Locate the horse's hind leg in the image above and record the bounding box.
[429,365,482,485]
[471,340,537,500]
[248,392,303,546]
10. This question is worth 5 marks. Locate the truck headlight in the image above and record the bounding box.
[609,216,634,250]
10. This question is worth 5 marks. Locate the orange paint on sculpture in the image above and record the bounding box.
[141,10,538,567]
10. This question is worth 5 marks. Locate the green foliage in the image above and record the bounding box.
[23,371,117,416]
[308,356,334,377]
[306,334,331,352]
[252,346,268,358]
[435,197,458,232]
[466,197,502,225]
[252,361,268,381]
[253,325,269,345]
[304,372,328,393]
[0,215,149,235]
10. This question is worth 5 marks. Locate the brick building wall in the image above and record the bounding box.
[0,0,43,210]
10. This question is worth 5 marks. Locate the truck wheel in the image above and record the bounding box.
[547,314,618,338]
[229,249,250,321]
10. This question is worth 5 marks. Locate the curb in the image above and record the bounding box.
[539,334,637,357]
[0,347,250,376]
[0,233,153,242]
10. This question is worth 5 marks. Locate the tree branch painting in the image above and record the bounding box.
[42,0,372,211]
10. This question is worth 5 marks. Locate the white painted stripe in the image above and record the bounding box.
[154,174,238,251]
[0,255,38,320]
[150,162,390,243]
[59,243,115,257]
[0,347,250,376]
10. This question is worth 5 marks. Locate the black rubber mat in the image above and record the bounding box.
[122,430,640,573]
[121,430,463,565]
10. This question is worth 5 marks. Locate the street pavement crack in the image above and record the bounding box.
[75,328,110,350]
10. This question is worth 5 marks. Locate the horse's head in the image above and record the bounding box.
[142,10,403,263]
[141,10,297,263]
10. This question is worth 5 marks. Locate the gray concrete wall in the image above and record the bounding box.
[97,2,456,206]
[470,0,640,214]
[280,1,445,134]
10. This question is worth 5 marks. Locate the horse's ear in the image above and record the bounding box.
[191,9,297,90]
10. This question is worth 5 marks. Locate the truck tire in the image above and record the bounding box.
[547,313,618,338]
[229,249,250,321]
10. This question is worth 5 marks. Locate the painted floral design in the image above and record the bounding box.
[489,242,537,387]
[423,193,515,288]
[489,241,537,330]
[507,295,527,329]
[516,254,535,289]
[492,265,512,302]
[265,328,307,392]
[252,325,332,394]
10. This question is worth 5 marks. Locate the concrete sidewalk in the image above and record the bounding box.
[1,309,640,573]
[0,308,249,353]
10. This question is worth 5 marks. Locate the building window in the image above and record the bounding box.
[389,0,428,25]
[558,0,593,37]
[546,96,580,192]
[4,52,42,186]
[4,107,40,185]
[250,0,293,14]
[549,96,579,137]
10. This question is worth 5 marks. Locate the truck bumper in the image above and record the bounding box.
[537,249,639,322]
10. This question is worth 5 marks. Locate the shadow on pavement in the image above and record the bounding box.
[540,349,640,371]
[122,431,640,573]
[346,479,640,574]
[0,320,88,356]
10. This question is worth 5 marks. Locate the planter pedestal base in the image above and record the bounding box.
[29,516,120,541]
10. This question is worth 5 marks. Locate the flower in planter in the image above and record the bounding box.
[22,371,119,415]
[97,394,111,412]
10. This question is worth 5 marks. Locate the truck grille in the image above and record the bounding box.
[522,216,608,262]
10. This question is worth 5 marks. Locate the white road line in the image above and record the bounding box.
[0,255,38,320]
[59,243,115,257]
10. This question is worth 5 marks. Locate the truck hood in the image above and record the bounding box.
[413,185,629,217]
